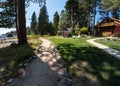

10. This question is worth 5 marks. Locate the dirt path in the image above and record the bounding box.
[87,38,120,60]
[11,38,71,86]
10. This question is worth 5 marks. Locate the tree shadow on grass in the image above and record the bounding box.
[56,43,120,86]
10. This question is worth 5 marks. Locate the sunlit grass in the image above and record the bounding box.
[50,36,120,86]
[96,38,120,51]
[27,35,41,49]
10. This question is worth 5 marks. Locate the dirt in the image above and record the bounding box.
[10,38,62,86]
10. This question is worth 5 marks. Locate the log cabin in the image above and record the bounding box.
[96,17,120,37]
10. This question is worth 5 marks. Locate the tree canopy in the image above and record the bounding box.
[53,11,59,34]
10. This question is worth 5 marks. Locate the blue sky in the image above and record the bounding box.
[26,0,66,26]
[0,0,66,35]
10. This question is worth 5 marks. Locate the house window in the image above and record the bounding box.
[106,19,110,23]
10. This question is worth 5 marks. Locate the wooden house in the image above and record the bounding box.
[96,17,120,37]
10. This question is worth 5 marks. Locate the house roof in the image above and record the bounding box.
[96,17,120,28]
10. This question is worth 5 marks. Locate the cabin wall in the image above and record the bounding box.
[96,17,120,37]
[114,26,120,37]
[100,27,113,37]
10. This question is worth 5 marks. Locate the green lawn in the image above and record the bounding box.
[96,38,120,51]
[49,36,120,86]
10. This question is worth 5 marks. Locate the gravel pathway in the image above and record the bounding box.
[87,38,120,60]
[10,38,72,86]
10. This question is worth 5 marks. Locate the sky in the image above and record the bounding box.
[26,0,66,27]
[0,0,66,35]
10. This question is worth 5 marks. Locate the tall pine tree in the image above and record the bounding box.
[53,11,59,34]
[38,5,49,35]
[31,12,37,34]
[65,0,79,34]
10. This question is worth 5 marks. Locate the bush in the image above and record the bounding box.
[10,43,18,48]
[80,27,88,34]
[27,35,40,39]
[42,34,50,37]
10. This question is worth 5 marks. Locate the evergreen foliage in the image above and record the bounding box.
[58,10,68,32]
[53,11,59,34]
[0,0,16,28]
[100,0,120,19]
[31,12,37,34]
[38,5,49,35]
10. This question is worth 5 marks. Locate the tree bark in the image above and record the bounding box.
[17,0,27,45]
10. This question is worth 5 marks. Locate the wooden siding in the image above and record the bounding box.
[97,22,114,27]
[96,17,120,37]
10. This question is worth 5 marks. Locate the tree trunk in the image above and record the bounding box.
[17,0,27,45]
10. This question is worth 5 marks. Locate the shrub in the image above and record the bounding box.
[42,34,50,37]
[10,43,18,48]
[80,27,88,34]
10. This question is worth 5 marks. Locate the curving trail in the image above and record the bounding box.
[87,38,120,60]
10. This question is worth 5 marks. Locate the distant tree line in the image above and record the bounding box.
[0,0,120,44]
[30,4,59,36]
[30,4,55,36]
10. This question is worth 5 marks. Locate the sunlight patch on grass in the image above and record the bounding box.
[27,35,41,49]
[100,71,110,80]
[70,61,99,86]
[102,62,113,70]
[114,71,120,76]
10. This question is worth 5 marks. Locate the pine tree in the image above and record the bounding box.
[58,10,66,30]
[31,12,37,34]
[100,0,120,19]
[0,0,44,45]
[78,0,92,28]
[65,0,79,34]
[38,5,49,35]
[0,0,16,28]
[53,11,59,35]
